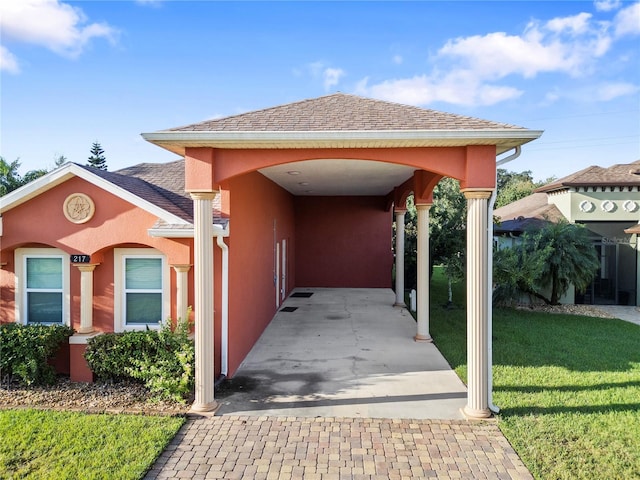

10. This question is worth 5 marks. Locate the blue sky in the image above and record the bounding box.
[1,0,639,182]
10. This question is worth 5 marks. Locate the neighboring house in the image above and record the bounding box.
[494,161,640,306]
[1,93,542,418]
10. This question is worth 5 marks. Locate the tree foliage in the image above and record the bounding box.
[495,168,556,208]
[494,220,599,305]
[0,157,48,196]
[430,178,466,293]
[87,141,107,170]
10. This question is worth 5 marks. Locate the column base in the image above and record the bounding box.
[462,406,492,420]
[189,400,219,416]
[393,302,407,308]
[77,326,94,334]
[414,334,433,343]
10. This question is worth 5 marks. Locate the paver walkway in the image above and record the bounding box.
[145,415,533,480]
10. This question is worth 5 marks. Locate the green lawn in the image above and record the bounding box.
[0,410,184,479]
[427,268,640,480]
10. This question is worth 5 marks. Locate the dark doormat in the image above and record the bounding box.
[290,292,314,298]
[280,307,298,312]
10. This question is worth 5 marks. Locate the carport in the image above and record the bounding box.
[216,288,468,419]
[142,93,542,418]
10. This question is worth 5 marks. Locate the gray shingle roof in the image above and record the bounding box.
[536,160,640,192]
[78,161,225,228]
[77,162,194,223]
[493,192,566,230]
[168,93,528,132]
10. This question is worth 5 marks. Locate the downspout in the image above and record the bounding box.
[216,234,229,385]
[488,146,522,414]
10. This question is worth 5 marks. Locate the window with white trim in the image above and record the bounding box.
[15,248,70,325]
[114,248,169,331]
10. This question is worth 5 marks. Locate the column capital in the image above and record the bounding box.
[190,191,217,201]
[462,189,493,200]
[415,203,432,210]
[171,264,192,273]
[394,209,407,215]
[74,263,100,272]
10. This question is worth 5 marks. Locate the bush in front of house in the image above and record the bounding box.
[84,317,194,403]
[0,323,74,386]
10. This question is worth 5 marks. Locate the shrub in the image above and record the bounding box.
[0,323,74,386]
[84,315,194,402]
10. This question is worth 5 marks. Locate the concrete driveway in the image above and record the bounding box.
[215,288,468,420]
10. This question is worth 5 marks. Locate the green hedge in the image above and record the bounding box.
[0,323,74,386]
[84,318,194,402]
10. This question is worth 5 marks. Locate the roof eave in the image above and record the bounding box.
[0,163,190,226]
[141,129,544,156]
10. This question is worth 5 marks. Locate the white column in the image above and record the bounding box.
[415,203,432,342]
[75,264,98,334]
[190,192,217,412]
[394,211,406,307]
[172,264,191,323]
[463,190,492,419]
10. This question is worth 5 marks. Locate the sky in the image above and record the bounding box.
[1,0,639,183]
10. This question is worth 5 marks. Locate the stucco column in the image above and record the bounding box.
[394,210,406,307]
[190,192,217,413]
[415,203,432,342]
[172,264,192,323]
[75,264,98,334]
[463,190,492,419]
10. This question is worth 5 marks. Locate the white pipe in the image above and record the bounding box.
[216,235,229,377]
[488,146,521,414]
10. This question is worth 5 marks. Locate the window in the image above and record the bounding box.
[15,248,70,325]
[114,248,169,331]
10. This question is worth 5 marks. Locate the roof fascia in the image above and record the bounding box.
[142,129,543,153]
[148,224,228,238]
[1,163,189,225]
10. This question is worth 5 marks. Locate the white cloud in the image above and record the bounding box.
[392,55,403,65]
[323,67,345,90]
[0,0,117,68]
[356,72,522,107]
[299,61,345,90]
[613,2,640,37]
[593,81,639,100]
[546,12,593,35]
[594,0,621,12]
[0,45,20,74]
[356,9,629,107]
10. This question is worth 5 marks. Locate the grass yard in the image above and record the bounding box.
[427,267,640,480]
[0,410,184,479]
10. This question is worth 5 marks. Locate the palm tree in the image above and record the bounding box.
[494,220,599,305]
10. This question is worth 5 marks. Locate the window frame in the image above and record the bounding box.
[15,248,70,326]
[114,248,169,331]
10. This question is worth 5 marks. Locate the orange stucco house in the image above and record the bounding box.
[0,94,541,418]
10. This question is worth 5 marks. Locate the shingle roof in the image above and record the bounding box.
[77,161,225,228]
[493,191,566,233]
[77,162,194,223]
[536,160,640,193]
[168,93,527,132]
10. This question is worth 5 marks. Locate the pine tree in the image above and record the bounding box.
[87,141,107,170]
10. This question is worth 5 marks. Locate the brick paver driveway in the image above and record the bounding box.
[145,415,533,480]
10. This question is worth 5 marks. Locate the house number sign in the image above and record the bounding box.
[71,254,91,263]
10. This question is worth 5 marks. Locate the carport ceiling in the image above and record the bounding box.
[258,159,416,196]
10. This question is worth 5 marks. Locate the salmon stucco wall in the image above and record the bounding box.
[1,176,194,333]
[225,171,296,377]
[294,196,393,288]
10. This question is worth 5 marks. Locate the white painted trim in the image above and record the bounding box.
[0,163,189,225]
[69,332,101,344]
[14,248,71,326]
[142,129,543,156]
[113,248,170,332]
[147,224,228,238]
[143,129,543,144]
